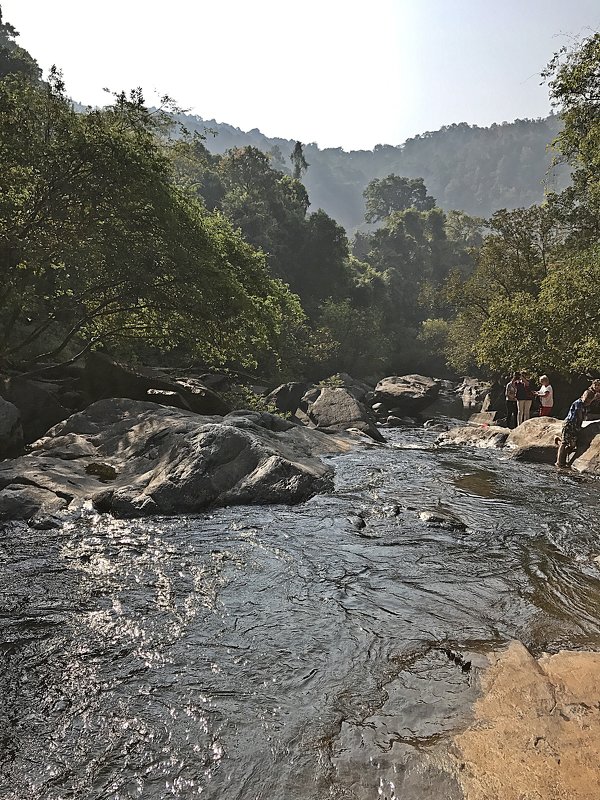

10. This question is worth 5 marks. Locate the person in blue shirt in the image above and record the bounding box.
[555,389,597,467]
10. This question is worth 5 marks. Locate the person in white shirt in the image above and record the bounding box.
[535,375,553,416]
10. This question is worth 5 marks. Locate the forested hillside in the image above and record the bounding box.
[3,1,600,387]
[177,113,570,231]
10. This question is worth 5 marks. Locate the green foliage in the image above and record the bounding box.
[170,139,354,312]
[220,384,281,415]
[318,373,345,388]
[428,33,600,380]
[0,62,302,372]
[475,292,544,374]
[537,247,600,373]
[364,175,435,223]
[314,298,390,377]
[0,7,40,82]
[352,191,479,374]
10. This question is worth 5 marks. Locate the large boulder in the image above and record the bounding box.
[306,387,385,443]
[265,382,311,415]
[0,377,70,443]
[0,399,355,522]
[373,374,439,415]
[326,373,374,402]
[0,397,23,458]
[505,416,562,463]
[83,352,230,415]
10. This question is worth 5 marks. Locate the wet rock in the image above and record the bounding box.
[436,425,509,449]
[419,508,467,530]
[145,388,192,411]
[84,462,118,482]
[299,387,322,411]
[83,352,231,416]
[326,373,374,402]
[423,418,452,432]
[385,415,404,427]
[0,398,354,521]
[347,512,366,530]
[468,411,500,425]
[570,420,600,475]
[28,513,63,530]
[0,483,70,520]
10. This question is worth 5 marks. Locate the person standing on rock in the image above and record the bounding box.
[535,375,554,417]
[516,371,534,425]
[505,372,520,429]
[555,388,596,467]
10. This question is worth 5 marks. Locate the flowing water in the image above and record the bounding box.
[2,425,600,799]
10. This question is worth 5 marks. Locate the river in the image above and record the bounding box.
[2,424,600,799]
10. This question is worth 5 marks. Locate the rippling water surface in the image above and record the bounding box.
[2,425,600,799]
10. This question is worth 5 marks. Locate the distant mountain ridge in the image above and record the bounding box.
[176,112,570,232]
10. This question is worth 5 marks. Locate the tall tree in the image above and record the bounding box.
[363,175,436,223]
[290,141,309,181]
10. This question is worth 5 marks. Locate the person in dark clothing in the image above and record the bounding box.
[555,389,596,467]
[516,371,534,425]
[505,371,520,429]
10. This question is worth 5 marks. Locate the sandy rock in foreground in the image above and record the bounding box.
[453,641,600,800]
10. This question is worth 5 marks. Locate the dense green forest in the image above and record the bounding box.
[177,112,570,232]
[2,4,600,387]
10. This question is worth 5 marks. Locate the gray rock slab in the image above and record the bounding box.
[0,398,355,521]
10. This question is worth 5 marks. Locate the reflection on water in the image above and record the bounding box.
[2,426,600,799]
[450,465,503,499]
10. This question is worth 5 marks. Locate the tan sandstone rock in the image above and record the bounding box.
[453,641,600,800]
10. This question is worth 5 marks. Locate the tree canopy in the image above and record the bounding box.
[0,25,304,374]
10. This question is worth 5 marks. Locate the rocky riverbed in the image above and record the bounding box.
[2,421,600,799]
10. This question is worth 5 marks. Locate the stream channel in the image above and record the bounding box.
[2,424,600,799]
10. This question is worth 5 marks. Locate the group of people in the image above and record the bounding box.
[504,371,553,428]
[505,372,600,468]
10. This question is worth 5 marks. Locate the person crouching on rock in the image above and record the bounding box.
[535,375,554,417]
[555,388,596,468]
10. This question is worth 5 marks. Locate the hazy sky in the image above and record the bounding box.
[4,0,600,150]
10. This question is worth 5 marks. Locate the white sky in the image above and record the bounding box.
[4,0,600,150]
